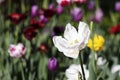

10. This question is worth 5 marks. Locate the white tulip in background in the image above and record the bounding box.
[65,64,89,80]
[97,57,106,67]
[111,65,120,76]
[8,43,26,58]
[53,21,90,59]
[89,54,107,67]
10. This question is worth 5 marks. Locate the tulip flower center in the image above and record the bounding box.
[70,39,79,45]
[10,48,16,52]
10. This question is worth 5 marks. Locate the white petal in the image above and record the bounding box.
[53,36,80,59]
[66,64,89,80]
[78,21,90,44]
[111,65,120,73]
[64,23,78,41]
[97,57,106,66]
[52,36,69,52]
[17,43,24,50]
[63,48,79,59]
[65,65,80,80]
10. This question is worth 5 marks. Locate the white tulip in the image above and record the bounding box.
[111,65,120,76]
[65,64,89,80]
[53,21,90,59]
[97,57,106,66]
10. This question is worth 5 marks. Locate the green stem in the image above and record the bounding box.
[20,61,25,80]
[8,0,11,14]
[52,72,54,80]
[21,0,25,13]
[79,54,86,80]
[42,0,48,9]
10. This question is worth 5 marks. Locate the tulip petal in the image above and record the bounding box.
[63,48,79,59]
[53,36,69,52]
[53,36,79,59]
[64,23,78,41]
[78,21,90,45]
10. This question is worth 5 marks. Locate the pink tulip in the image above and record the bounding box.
[56,5,63,14]
[56,0,71,6]
[94,8,103,22]
[8,43,26,58]
[31,5,38,17]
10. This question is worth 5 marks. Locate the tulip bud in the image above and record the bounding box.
[94,8,103,22]
[56,5,63,14]
[87,1,94,10]
[115,2,120,12]
[48,57,58,71]
[70,7,83,22]
[31,5,38,17]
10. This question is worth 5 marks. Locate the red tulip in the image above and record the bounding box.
[23,26,37,40]
[30,18,46,29]
[38,43,49,53]
[109,25,120,34]
[7,13,27,24]
[42,8,56,19]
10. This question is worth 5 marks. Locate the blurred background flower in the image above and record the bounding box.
[7,13,27,24]
[70,7,83,22]
[87,0,95,10]
[8,43,26,58]
[48,57,58,71]
[31,5,38,17]
[56,0,71,6]
[93,8,103,22]
[87,34,105,51]
[115,1,120,12]
[23,26,37,40]
[56,5,63,14]
[109,24,120,34]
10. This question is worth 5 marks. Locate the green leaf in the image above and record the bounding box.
[97,63,108,80]
[89,60,97,80]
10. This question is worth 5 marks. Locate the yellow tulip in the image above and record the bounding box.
[87,34,105,51]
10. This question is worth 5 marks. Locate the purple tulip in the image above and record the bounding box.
[56,5,63,14]
[115,2,120,12]
[87,1,94,10]
[31,5,38,17]
[70,7,83,22]
[94,8,103,22]
[39,15,48,23]
[48,3,54,10]
[48,57,58,71]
